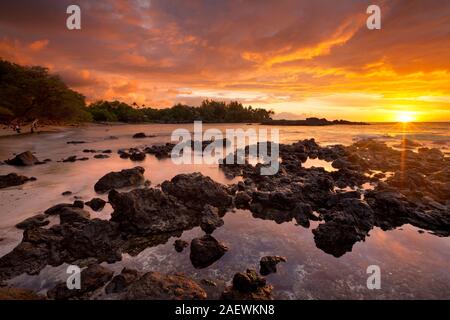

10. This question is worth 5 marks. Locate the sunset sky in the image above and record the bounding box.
[0,0,449,121]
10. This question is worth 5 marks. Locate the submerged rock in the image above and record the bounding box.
[190,235,228,269]
[222,269,273,300]
[0,173,36,189]
[94,166,145,193]
[259,256,287,276]
[5,151,39,166]
[132,132,147,139]
[173,239,189,253]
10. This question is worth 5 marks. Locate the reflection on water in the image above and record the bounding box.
[1,122,449,299]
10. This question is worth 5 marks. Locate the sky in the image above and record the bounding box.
[0,0,449,122]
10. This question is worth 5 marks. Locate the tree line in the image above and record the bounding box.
[0,59,273,124]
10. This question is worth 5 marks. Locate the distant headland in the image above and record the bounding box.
[261,118,369,126]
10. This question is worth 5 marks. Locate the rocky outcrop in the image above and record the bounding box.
[161,173,232,211]
[16,214,49,230]
[94,167,145,193]
[123,271,207,300]
[0,173,36,189]
[109,188,198,235]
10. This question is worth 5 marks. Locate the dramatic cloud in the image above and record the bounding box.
[0,0,449,121]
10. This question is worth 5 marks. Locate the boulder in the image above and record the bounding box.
[132,132,147,139]
[94,166,145,193]
[259,256,287,275]
[190,235,228,269]
[222,269,273,300]
[5,151,39,166]
[85,198,106,211]
[109,188,198,235]
[161,173,232,210]
[174,239,189,253]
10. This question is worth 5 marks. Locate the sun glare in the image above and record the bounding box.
[396,112,416,123]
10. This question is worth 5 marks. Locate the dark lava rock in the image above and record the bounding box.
[16,214,49,230]
[44,203,76,215]
[132,132,147,139]
[0,287,44,300]
[174,239,189,253]
[130,152,146,161]
[109,188,197,234]
[102,150,112,154]
[222,269,273,300]
[190,235,228,269]
[312,198,375,257]
[73,200,84,208]
[94,154,110,159]
[259,256,287,276]
[161,173,232,211]
[123,271,206,300]
[105,268,140,294]
[85,198,106,212]
[47,264,113,300]
[144,143,175,159]
[67,141,86,144]
[0,217,122,282]
[61,156,89,163]
[5,151,39,166]
[0,173,35,189]
[200,205,224,234]
[235,191,252,209]
[83,149,97,153]
[59,207,90,224]
[120,153,130,159]
[94,166,145,193]
[62,191,72,196]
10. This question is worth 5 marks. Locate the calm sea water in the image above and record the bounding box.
[0,122,449,299]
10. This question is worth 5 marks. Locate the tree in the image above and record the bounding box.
[0,59,88,122]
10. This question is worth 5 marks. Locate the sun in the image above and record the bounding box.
[396,112,416,123]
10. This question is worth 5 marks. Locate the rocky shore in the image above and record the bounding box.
[0,137,448,299]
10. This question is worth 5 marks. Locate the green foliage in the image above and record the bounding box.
[87,99,273,123]
[0,59,87,122]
